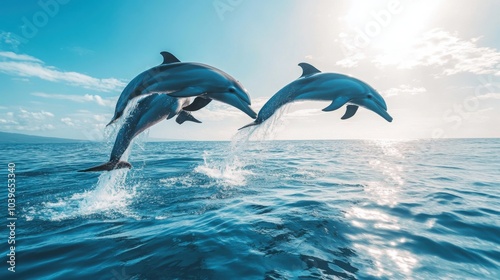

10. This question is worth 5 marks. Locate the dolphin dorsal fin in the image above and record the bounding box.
[298,63,321,78]
[160,51,181,64]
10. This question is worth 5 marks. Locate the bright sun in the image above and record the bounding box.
[342,0,444,53]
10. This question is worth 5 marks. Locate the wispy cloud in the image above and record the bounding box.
[470,92,500,100]
[0,32,22,50]
[0,108,56,131]
[383,85,427,97]
[336,53,366,69]
[0,51,126,92]
[60,117,75,127]
[373,29,500,76]
[31,92,117,107]
[65,46,94,56]
[281,108,325,121]
[0,51,41,62]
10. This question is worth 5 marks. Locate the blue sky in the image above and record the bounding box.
[1,0,499,140]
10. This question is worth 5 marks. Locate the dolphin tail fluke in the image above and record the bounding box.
[238,121,258,130]
[78,161,132,172]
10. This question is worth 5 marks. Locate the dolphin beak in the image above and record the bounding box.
[210,92,257,119]
[376,108,393,122]
[360,99,393,122]
[106,111,122,127]
[239,91,252,105]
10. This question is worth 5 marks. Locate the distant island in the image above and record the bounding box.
[0,131,185,143]
[0,131,88,144]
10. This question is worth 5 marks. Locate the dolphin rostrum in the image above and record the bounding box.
[78,94,200,172]
[240,63,393,129]
[107,51,256,126]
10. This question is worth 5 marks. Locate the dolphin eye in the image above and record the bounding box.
[367,95,373,99]
[228,87,236,93]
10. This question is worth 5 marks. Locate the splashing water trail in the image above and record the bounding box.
[194,127,260,187]
[194,106,292,186]
[26,103,148,221]
[28,165,138,221]
[248,104,290,141]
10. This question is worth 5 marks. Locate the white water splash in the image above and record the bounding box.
[245,104,291,141]
[26,102,149,221]
[193,128,259,187]
[193,105,293,186]
[26,168,138,221]
[194,151,253,187]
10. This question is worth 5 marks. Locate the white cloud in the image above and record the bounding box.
[19,108,54,119]
[60,117,75,126]
[0,108,56,131]
[0,32,22,50]
[0,51,126,92]
[31,92,117,107]
[336,52,366,68]
[283,108,324,119]
[476,92,500,100]
[194,103,242,121]
[0,51,41,63]
[383,85,427,97]
[372,29,500,76]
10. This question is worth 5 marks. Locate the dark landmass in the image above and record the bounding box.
[0,131,89,144]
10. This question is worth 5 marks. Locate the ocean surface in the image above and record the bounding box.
[1,137,499,279]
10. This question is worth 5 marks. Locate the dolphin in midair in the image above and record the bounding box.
[107,51,256,127]
[240,63,393,129]
[78,94,200,172]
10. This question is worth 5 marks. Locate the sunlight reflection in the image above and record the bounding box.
[345,139,419,277]
[364,139,409,206]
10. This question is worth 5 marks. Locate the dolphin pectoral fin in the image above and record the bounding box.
[160,51,181,64]
[341,105,359,120]
[78,161,132,172]
[176,111,202,124]
[322,96,350,112]
[298,63,321,78]
[166,110,178,120]
[167,87,206,98]
[182,97,212,111]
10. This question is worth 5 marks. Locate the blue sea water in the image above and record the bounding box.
[0,137,499,279]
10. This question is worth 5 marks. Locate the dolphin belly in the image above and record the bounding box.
[79,94,180,172]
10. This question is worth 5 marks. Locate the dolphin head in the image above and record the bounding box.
[208,79,257,119]
[348,89,393,122]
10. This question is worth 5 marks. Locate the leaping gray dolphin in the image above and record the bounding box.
[107,52,256,126]
[240,63,393,129]
[78,94,200,172]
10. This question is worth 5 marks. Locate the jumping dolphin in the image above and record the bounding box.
[78,94,200,172]
[107,51,256,126]
[240,63,393,129]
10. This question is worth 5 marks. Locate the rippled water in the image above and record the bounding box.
[1,138,499,279]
